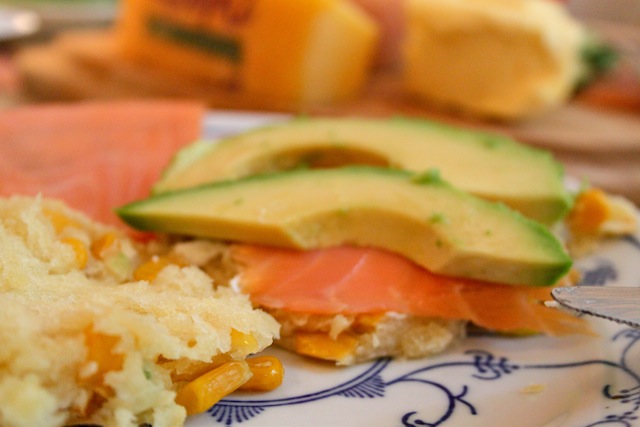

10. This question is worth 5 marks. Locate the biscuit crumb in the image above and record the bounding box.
[520,383,547,395]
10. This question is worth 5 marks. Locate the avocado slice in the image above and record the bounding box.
[120,167,571,286]
[152,117,572,225]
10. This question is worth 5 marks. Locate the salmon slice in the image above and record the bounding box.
[0,100,205,227]
[231,244,591,336]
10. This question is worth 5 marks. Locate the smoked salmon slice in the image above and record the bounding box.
[231,244,591,336]
[0,100,204,227]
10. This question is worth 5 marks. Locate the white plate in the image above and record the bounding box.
[185,112,640,427]
[0,6,40,41]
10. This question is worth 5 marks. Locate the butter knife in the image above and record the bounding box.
[551,286,640,328]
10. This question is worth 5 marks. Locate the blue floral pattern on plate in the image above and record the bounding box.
[186,225,640,427]
[204,330,640,427]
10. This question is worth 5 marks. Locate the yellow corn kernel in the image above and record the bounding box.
[567,188,610,234]
[81,327,125,398]
[175,360,252,416]
[353,313,384,334]
[91,232,118,259]
[44,208,82,233]
[295,332,359,362]
[231,329,259,354]
[133,256,173,282]
[240,356,284,392]
[62,237,88,269]
[163,354,233,382]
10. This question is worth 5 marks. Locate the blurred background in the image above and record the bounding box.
[0,0,639,204]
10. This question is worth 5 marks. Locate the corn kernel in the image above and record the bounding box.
[353,313,384,333]
[91,232,118,259]
[175,360,252,416]
[44,208,82,233]
[62,237,88,269]
[240,356,284,392]
[567,188,610,234]
[231,329,259,354]
[81,327,125,398]
[295,332,359,362]
[133,256,173,282]
[164,354,233,382]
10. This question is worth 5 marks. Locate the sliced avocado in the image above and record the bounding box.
[120,167,571,286]
[152,117,572,225]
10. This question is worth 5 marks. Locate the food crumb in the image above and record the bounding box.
[520,383,547,395]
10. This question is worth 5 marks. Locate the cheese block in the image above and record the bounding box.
[116,0,379,106]
[403,0,587,120]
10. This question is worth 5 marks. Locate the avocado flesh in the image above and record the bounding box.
[121,167,571,286]
[153,117,572,225]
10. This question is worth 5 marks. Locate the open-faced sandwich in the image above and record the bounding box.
[117,117,638,366]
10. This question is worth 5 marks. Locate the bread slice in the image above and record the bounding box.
[268,310,465,366]
[16,29,307,111]
[165,239,467,367]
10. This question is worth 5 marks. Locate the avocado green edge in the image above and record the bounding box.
[120,166,573,285]
[155,116,574,220]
